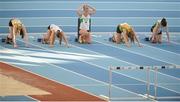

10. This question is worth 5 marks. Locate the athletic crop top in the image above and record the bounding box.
[152,20,168,33]
[79,14,90,30]
[119,23,132,33]
[49,24,62,32]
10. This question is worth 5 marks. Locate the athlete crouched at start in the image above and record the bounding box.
[110,23,142,47]
[42,24,69,47]
[6,18,29,48]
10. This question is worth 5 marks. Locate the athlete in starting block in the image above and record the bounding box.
[42,24,69,47]
[110,23,142,47]
[6,18,29,48]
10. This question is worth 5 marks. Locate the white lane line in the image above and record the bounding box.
[0,1,180,4]
[170,41,180,45]
[141,42,180,56]
[95,40,177,65]
[0,9,180,11]
[1,25,180,27]
[0,17,180,19]
[0,47,144,100]
[17,39,180,95]
[94,40,180,81]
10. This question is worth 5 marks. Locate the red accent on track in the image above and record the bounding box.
[0,62,106,101]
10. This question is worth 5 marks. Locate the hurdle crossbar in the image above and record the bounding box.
[109,65,179,70]
[108,65,180,101]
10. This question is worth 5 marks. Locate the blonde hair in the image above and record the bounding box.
[83,4,89,11]
[11,19,22,32]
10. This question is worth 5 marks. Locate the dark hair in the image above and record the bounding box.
[161,18,167,27]
[9,19,13,27]
[47,25,50,30]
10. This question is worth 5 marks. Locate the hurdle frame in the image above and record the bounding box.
[108,65,180,101]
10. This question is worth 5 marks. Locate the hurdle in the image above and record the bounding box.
[108,65,180,101]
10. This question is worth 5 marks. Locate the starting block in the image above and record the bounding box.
[1,38,12,44]
[109,37,115,42]
[75,38,78,42]
[38,38,49,44]
[144,37,150,41]
[109,37,112,42]
[37,38,42,42]
[1,38,6,42]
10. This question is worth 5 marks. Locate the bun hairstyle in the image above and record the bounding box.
[161,18,167,27]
